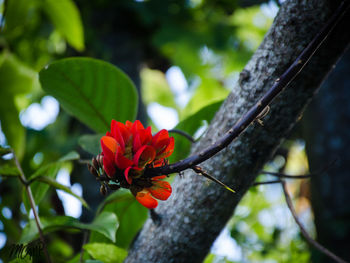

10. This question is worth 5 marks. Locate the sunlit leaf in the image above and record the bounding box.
[39,57,138,133]
[42,0,84,51]
[84,243,127,263]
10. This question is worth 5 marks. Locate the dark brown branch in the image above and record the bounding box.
[261,171,311,179]
[281,181,348,263]
[253,180,282,186]
[168,129,195,143]
[13,152,52,263]
[145,0,350,177]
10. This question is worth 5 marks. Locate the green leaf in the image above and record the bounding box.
[3,0,33,39]
[78,134,103,155]
[84,243,127,263]
[92,190,147,248]
[37,176,89,208]
[23,151,80,212]
[0,146,12,156]
[170,100,223,162]
[0,159,19,176]
[42,0,84,51]
[29,151,80,180]
[9,257,32,263]
[0,52,37,159]
[39,57,138,133]
[141,68,177,108]
[20,212,118,243]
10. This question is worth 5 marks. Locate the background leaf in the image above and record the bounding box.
[0,52,37,159]
[42,0,84,51]
[39,57,138,133]
[78,134,103,156]
[170,100,223,162]
[20,212,118,243]
[91,190,148,249]
[37,176,89,208]
[84,243,127,263]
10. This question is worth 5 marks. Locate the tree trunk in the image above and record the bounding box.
[125,0,350,262]
[304,49,350,262]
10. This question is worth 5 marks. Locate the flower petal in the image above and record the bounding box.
[124,167,133,184]
[102,154,116,178]
[135,190,158,209]
[115,151,133,170]
[101,136,118,154]
[133,145,156,168]
[131,120,145,135]
[154,137,175,159]
[149,180,172,201]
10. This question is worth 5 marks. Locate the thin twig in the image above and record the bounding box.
[253,180,282,186]
[281,181,348,263]
[168,129,195,143]
[260,158,338,179]
[13,152,52,263]
[261,171,311,179]
[145,0,350,177]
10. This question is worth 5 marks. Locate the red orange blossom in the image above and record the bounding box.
[100,120,174,209]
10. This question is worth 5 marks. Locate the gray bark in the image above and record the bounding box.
[125,0,350,262]
[304,49,350,262]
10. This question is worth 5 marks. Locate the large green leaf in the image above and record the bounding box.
[39,57,138,133]
[84,243,127,263]
[20,212,118,243]
[169,100,223,163]
[42,0,84,51]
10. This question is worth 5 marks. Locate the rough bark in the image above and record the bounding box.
[304,49,350,262]
[125,0,350,262]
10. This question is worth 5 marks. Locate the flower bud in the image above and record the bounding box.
[88,163,99,177]
[100,184,107,196]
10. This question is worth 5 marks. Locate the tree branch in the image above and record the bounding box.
[281,181,348,263]
[125,1,350,262]
[145,0,350,177]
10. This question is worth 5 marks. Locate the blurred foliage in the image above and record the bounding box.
[0,0,315,262]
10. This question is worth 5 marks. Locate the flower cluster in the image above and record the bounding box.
[100,120,174,209]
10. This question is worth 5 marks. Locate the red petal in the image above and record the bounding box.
[133,145,156,168]
[124,167,133,184]
[115,150,133,170]
[154,137,175,159]
[125,121,133,129]
[152,175,167,180]
[101,136,118,154]
[131,120,145,135]
[152,129,169,144]
[102,154,116,178]
[135,190,158,209]
[133,133,143,153]
[149,180,172,201]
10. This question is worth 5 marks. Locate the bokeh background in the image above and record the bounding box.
[0,0,349,262]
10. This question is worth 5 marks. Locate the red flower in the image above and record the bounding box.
[100,120,174,209]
